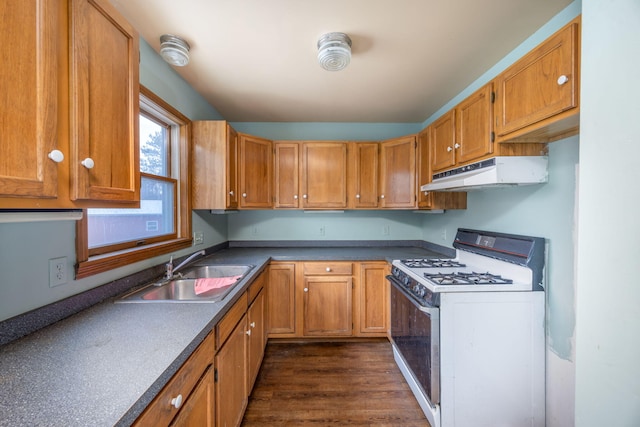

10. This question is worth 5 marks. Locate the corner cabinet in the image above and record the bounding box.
[494,17,580,143]
[0,0,140,208]
[192,121,239,210]
[239,134,273,209]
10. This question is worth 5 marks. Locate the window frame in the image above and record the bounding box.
[75,85,192,279]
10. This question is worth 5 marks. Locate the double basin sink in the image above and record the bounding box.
[118,264,254,303]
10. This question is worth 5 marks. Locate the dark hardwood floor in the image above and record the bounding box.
[242,340,431,426]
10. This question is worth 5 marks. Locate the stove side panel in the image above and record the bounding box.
[439,291,545,427]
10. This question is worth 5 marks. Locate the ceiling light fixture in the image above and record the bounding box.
[317,32,352,71]
[159,34,190,66]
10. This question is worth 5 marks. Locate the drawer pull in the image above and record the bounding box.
[325,267,331,272]
[171,394,183,409]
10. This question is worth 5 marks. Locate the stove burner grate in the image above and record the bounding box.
[401,258,466,269]
[423,271,513,285]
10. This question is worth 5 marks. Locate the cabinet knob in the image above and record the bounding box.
[81,158,95,169]
[454,143,460,149]
[380,194,385,199]
[303,287,309,292]
[325,267,331,272]
[48,150,64,163]
[447,146,453,152]
[242,193,247,198]
[557,75,569,85]
[294,194,298,199]
[355,194,360,199]
[423,191,430,196]
[250,321,256,328]
[303,194,308,199]
[229,190,234,196]
[171,394,183,409]
[246,329,252,336]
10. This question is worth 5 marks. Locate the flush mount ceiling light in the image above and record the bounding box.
[159,34,190,66]
[317,32,352,71]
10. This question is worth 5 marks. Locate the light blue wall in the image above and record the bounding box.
[0,39,227,323]
[231,122,420,141]
[575,0,640,425]
[228,210,425,241]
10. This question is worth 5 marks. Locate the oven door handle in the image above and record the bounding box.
[386,274,439,314]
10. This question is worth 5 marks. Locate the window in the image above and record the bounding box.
[75,86,192,279]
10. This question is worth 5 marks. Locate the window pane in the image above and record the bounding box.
[140,115,168,176]
[88,176,175,249]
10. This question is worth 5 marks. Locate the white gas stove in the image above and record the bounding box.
[388,228,546,427]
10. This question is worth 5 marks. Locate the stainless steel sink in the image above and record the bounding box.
[118,264,254,303]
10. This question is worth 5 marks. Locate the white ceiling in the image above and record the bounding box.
[110,0,572,123]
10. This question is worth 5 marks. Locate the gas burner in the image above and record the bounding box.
[401,258,466,269]
[423,271,513,285]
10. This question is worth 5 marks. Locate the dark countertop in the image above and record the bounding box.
[0,245,445,427]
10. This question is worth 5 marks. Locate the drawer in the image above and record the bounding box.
[134,331,216,426]
[303,262,353,276]
[216,293,248,348]
[248,270,266,304]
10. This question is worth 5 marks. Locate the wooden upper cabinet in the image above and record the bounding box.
[274,142,299,208]
[69,0,139,203]
[456,82,494,164]
[301,142,347,209]
[192,121,239,210]
[348,143,379,209]
[239,134,273,208]
[0,0,60,201]
[430,110,456,173]
[495,17,580,142]
[379,135,416,209]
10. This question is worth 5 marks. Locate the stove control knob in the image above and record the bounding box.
[403,276,410,286]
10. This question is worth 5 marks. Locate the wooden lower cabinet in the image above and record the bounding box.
[215,313,248,427]
[268,261,390,339]
[267,263,297,336]
[134,332,216,427]
[303,275,353,336]
[356,262,390,336]
[170,367,215,427]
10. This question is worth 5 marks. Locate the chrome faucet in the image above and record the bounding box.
[164,250,206,280]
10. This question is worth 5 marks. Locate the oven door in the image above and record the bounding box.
[388,276,440,406]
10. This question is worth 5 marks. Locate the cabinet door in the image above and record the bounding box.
[456,82,494,164]
[358,263,389,335]
[495,19,579,138]
[301,142,347,208]
[0,0,60,200]
[379,136,416,208]
[274,142,299,208]
[303,276,352,336]
[267,263,296,336]
[215,315,248,427]
[430,110,456,173]
[239,134,272,208]
[348,143,379,209]
[69,0,139,203]
[192,121,238,210]
[170,367,215,427]
[247,289,265,391]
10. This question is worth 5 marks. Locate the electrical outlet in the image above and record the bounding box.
[319,226,326,236]
[49,257,68,287]
[193,231,204,245]
[251,226,258,236]
[382,225,390,235]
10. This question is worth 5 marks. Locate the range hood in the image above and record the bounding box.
[421,156,548,192]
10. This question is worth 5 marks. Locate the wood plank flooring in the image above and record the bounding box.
[242,340,431,426]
